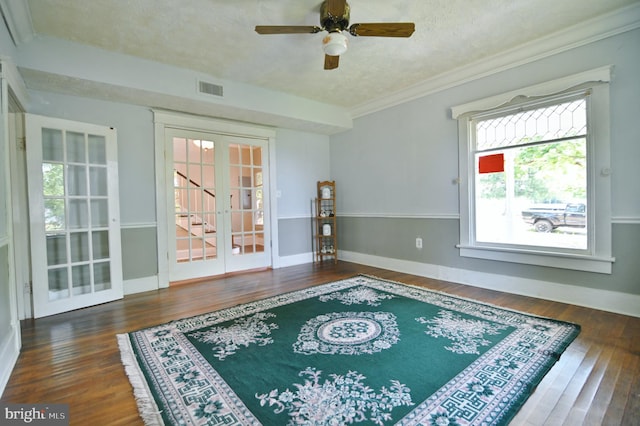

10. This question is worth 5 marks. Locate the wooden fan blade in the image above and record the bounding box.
[349,22,415,37]
[255,25,322,35]
[324,54,340,70]
[325,0,347,17]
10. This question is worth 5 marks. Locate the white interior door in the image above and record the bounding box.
[167,129,270,282]
[223,135,270,273]
[26,114,123,318]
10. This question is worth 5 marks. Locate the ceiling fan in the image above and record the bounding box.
[255,0,415,70]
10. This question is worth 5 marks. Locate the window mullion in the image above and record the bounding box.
[475,134,587,155]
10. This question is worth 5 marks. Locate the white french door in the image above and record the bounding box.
[26,114,123,318]
[167,129,270,282]
[224,135,270,273]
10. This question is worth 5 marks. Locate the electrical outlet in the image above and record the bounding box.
[416,237,423,249]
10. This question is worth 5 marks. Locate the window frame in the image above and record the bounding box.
[452,67,614,274]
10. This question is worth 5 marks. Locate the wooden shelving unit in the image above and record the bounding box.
[314,181,337,263]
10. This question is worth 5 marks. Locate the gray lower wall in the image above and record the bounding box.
[121,227,158,280]
[338,217,640,296]
[121,217,315,277]
[278,217,313,257]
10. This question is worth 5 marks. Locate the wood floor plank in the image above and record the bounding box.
[544,346,606,424]
[583,347,628,426]
[600,350,637,425]
[619,353,640,426]
[509,347,582,424]
[517,346,589,425]
[564,345,614,425]
[1,261,638,426]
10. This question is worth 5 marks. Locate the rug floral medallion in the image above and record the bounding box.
[118,275,580,425]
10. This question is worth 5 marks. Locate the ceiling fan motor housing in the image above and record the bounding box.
[320,1,350,32]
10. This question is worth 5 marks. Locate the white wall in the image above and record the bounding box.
[275,129,331,219]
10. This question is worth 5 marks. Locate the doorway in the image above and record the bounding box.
[155,112,274,283]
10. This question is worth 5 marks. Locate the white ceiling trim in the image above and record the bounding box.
[350,2,640,119]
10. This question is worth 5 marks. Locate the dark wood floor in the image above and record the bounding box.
[2,261,639,425]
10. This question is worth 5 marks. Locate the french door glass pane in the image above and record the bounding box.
[92,231,110,259]
[42,128,63,162]
[94,262,111,291]
[253,147,262,166]
[44,199,65,231]
[90,167,108,195]
[88,135,106,164]
[72,265,91,295]
[46,234,67,266]
[191,238,205,261]
[42,164,64,196]
[91,199,109,226]
[67,132,85,162]
[68,165,87,196]
[68,199,89,229]
[48,267,69,300]
[70,232,90,262]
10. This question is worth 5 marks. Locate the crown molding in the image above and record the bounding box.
[0,0,34,45]
[350,2,640,119]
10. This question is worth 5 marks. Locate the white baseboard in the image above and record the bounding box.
[274,252,314,269]
[124,275,160,295]
[340,250,640,318]
[0,324,20,396]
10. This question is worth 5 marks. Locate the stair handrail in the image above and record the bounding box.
[175,169,216,199]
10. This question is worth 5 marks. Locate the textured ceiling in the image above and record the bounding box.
[22,0,639,109]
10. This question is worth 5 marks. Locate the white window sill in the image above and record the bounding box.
[457,245,614,274]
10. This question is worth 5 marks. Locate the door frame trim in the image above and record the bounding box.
[153,110,278,287]
[1,59,28,394]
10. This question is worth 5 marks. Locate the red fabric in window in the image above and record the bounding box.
[478,153,504,173]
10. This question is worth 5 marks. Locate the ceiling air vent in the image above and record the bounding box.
[198,80,223,97]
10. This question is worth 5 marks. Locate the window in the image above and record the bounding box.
[452,67,614,273]
[474,95,587,249]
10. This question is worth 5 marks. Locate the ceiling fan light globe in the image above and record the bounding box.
[322,31,348,56]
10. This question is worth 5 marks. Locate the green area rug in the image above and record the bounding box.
[118,275,580,425]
